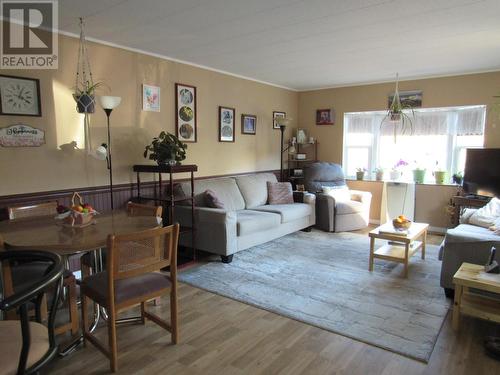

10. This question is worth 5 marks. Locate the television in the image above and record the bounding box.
[463,148,500,198]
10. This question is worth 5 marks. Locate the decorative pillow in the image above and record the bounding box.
[469,197,500,228]
[204,189,225,209]
[267,182,294,205]
[322,185,351,202]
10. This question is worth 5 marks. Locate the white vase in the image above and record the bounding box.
[390,170,401,180]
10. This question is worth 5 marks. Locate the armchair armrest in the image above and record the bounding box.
[350,190,372,204]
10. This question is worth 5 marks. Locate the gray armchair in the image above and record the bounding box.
[304,162,371,232]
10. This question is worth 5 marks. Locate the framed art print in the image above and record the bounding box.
[241,114,256,135]
[175,83,197,142]
[316,108,334,125]
[0,75,41,116]
[273,111,286,129]
[219,106,235,142]
[142,84,160,112]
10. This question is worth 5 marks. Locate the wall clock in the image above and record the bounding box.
[0,75,42,116]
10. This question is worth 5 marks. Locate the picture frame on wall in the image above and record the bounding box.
[388,90,422,108]
[273,111,286,129]
[241,114,256,135]
[175,83,197,142]
[316,108,334,125]
[219,106,235,142]
[142,84,160,112]
[0,75,41,116]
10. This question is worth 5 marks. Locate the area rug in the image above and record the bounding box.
[178,230,450,362]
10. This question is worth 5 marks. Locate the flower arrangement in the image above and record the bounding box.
[393,159,408,170]
[373,167,384,181]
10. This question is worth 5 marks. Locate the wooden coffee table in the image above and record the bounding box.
[368,222,429,277]
[452,262,500,331]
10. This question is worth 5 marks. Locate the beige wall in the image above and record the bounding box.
[298,71,500,163]
[0,34,298,196]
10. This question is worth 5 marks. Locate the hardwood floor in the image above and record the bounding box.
[45,231,500,375]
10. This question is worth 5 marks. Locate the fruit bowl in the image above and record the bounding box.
[55,192,97,228]
[393,215,412,230]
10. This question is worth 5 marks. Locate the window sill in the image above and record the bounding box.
[346,178,460,188]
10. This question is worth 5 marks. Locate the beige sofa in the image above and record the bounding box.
[175,173,315,263]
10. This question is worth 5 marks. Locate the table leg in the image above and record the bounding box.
[404,243,409,278]
[422,230,427,260]
[369,237,374,271]
[452,284,463,331]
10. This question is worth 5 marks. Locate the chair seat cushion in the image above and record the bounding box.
[251,203,312,223]
[236,210,281,236]
[0,321,49,375]
[335,200,365,215]
[81,272,171,306]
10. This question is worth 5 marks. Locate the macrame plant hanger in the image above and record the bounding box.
[74,17,96,153]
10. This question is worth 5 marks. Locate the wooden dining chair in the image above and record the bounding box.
[80,224,179,372]
[7,201,59,220]
[6,202,79,336]
[126,201,163,218]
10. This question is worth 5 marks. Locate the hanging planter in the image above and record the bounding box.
[381,73,414,142]
[73,18,101,114]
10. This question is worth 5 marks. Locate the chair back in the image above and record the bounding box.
[303,162,346,193]
[107,224,179,282]
[8,201,58,220]
[0,250,63,375]
[126,201,163,218]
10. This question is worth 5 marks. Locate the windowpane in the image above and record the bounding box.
[346,147,369,176]
[346,133,372,146]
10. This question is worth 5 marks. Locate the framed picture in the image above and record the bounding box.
[175,83,197,142]
[292,168,304,177]
[388,90,422,108]
[0,75,41,116]
[273,111,286,129]
[219,106,235,142]
[241,114,256,135]
[316,108,334,125]
[142,84,160,112]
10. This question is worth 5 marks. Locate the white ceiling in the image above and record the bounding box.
[58,0,500,91]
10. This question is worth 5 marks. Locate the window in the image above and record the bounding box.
[343,105,485,181]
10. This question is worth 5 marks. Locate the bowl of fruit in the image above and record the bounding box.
[56,193,97,228]
[392,215,411,230]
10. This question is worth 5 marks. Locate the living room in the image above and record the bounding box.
[0,1,499,374]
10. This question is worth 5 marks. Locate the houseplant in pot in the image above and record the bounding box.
[144,131,187,165]
[390,159,408,180]
[374,167,384,181]
[356,168,366,180]
[73,81,104,114]
[452,172,463,185]
[412,167,426,184]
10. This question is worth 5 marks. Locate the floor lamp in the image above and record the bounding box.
[98,96,122,210]
[276,117,292,182]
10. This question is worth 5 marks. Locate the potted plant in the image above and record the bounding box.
[452,171,463,185]
[374,167,384,181]
[412,168,426,184]
[356,168,366,180]
[390,159,408,180]
[73,81,104,114]
[144,131,187,165]
[381,74,414,142]
[433,162,447,184]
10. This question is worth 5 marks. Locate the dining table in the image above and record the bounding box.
[0,209,162,355]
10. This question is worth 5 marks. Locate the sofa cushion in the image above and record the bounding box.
[251,203,312,223]
[181,177,245,211]
[335,200,365,215]
[469,197,500,228]
[204,189,225,209]
[236,210,281,236]
[267,182,294,205]
[235,173,278,209]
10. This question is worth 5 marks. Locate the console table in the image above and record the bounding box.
[132,164,198,259]
[452,195,490,226]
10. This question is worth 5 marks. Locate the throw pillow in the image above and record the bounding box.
[267,182,294,205]
[204,189,225,209]
[469,197,500,228]
[322,185,351,202]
